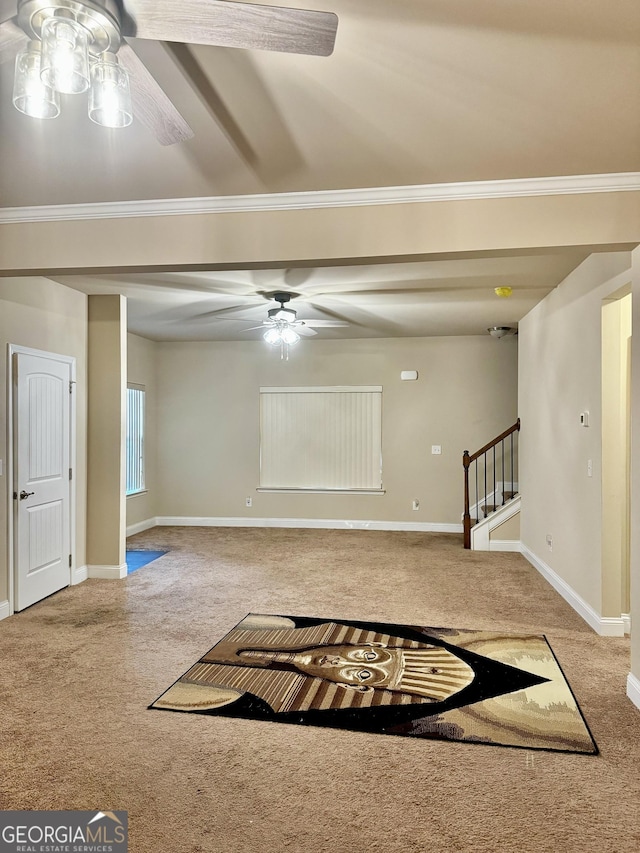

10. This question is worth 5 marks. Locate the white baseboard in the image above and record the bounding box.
[622,613,631,635]
[489,539,522,552]
[521,545,625,637]
[87,563,128,580]
[0,600,10,621]
[71,565,88,585]
[126,518,157,537]
[627,673,640,711]
[154,516,463,533]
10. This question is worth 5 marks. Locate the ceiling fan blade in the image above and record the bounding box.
[118,41,194,145]
[302,319,350,327]
[121,0,338,57]
[239,324,271,331]
[0,17,28,64]
[296,325,318,336]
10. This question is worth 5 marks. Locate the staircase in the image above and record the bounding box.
[463,419,520,549]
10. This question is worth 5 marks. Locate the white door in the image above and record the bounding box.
[14,352,71,611]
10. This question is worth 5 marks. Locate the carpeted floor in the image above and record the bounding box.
[1,527,639,853]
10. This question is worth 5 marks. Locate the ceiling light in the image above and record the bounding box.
[269,306,297,322]
[13,41,60,119]
[12,0,131,130]
[280,326,300,346]
[488,326,515,339]
[88,51,132,128]
[40,13,90,94]
[264,328,282,346]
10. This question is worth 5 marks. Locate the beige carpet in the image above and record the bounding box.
[1,528,639,853]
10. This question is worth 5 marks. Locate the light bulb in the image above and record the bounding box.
[280,326,300,345]
[89,52,133,128]
[13,42,60,119]
[40,14,90,95]
[264,328,281,346]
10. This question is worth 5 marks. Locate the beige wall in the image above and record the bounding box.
[126,334,157,529]
[631,248,640,681]
[490,513,520,541]
[0,278,87,604]
[86,295,127,568]
[1,191,639,274]
[154,335,518,524]
[518,252,632,615]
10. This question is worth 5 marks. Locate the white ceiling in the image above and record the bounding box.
[2,0,638,340]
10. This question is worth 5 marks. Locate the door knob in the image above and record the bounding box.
[19,490,35,500]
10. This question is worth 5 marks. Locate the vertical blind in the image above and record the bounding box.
[126,386,145,495]
[260,386,382,490]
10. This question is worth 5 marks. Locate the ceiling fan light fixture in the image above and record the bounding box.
[88,51,132,128]
[40,12,90,94]
[268,306,297,322]
[13,41,60,119]
[263,327,282,346]
[280,326,300,346]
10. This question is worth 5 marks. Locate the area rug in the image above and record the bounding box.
[150,613,598,753]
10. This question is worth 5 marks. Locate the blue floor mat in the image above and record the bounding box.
[126,550,168,573]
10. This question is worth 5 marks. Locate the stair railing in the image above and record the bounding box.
[463,419,520,549]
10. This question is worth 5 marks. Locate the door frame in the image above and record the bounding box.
[6,344,77,616]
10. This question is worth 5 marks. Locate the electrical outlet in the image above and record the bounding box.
[245,497,252,508]
[546,534,553,552]
[587,459,593,478]
[412,499,420,511]
[431,445,442,455]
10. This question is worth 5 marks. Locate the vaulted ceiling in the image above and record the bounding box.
[1,0,638,339]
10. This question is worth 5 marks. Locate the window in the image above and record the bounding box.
[126,385,145,495]
[259,386,383,492]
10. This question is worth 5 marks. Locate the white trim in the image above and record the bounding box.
[154,516,463,533]
[0,600,10,621]
[488,540,522,552]
[622,613,631,635]
[71,565,87,585]
[126,517,157,537]
[87,564,128,579]
[470,495,521,551]
[2,173,639,223]
[521,545,625,637]
[260,386,383,394]
[256,488,385,496]
[627,673,640,711]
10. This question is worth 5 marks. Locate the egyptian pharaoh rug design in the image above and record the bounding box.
[150,614,598,753]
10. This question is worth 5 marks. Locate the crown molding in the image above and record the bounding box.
[2,172,640,224]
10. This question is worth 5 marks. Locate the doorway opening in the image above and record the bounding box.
[601,290,632,632]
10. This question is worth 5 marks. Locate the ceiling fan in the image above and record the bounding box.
[0,0,338,143]
[240,291,348,356]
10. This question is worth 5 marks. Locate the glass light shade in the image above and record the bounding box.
[13,42,60,119]
[264,328,282,346]
[88,53,133,128]
[280,326,300,345]
[40,15,90,95]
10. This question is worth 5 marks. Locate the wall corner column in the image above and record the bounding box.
[86,294,127,575]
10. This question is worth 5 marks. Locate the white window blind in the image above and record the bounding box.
[126,386,145,495]
[260,386,382,491]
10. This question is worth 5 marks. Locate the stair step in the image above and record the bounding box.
[481,493,520,517]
